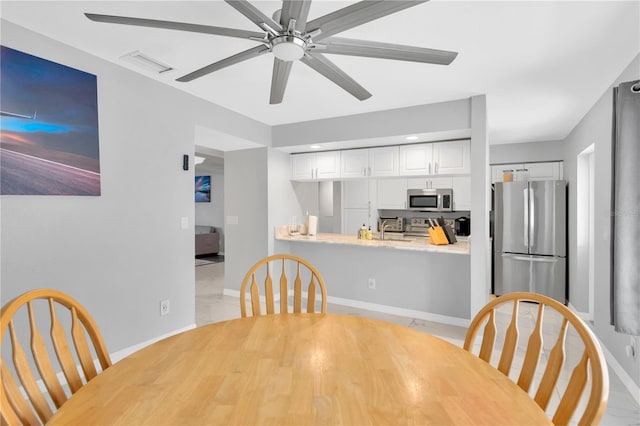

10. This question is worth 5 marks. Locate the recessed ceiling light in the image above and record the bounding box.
[406,136,419,141]
[310,145,321,149]
[120,51,173,74]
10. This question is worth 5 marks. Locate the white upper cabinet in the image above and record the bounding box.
[432,140,471,175]
[341,146,399,178]
[291,151,341,181]
[452,176,471,211]
[400,140,470,176]
[377,178,407,209]
[406,176,453,189]
[491,161,563,183]
[399,144,433,175]
[527,162,563,181]
[341,149,369,178]
[369,146,399,177]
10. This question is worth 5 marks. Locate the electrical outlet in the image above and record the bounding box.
[160,299,170,316]
[368,278,376,289]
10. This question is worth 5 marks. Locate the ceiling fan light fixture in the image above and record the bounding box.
[271,35,306,61]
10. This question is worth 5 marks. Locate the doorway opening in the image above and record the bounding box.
[576,144,595,321]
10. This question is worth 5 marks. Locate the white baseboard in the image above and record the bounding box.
[222,289,470,328]
[567,304,640,406]
[600,340,640,406]
[110,323,197,363]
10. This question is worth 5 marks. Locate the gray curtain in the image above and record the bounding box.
[611,79,640,335]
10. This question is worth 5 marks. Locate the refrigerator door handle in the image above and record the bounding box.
[523,188,529,247]
[505,254,559,263]
[529,186,535,250]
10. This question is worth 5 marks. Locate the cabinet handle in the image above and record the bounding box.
[363,167,366,176]
[435,162,439,174]
[429,163,432,175]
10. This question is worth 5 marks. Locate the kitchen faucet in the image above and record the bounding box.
[380,220,392,240]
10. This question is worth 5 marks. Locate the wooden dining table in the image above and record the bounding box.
[49,314,551,425]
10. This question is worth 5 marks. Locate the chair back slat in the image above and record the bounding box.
[8,322,54,423]
[27,302,68,409]
[306,276,317,313]
[517,303,545,392]
[265,264,275,315]
[497,300,519,375]
[293,262,302,313]
[240,254,327,318]
[553,351,589,425]
[1,289,112,425]
[250,275,261,316]
[70,307,99,381]
[478,309,496,362]
[279,263,288,314]
[534,318,568,410]
[1,361,41,425]
[49,299,84,393]
[463,292,608,425]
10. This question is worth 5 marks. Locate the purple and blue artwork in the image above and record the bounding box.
[195,175,211,203]
[0,45,101,195]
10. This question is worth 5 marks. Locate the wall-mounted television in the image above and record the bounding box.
[195,175,211,203]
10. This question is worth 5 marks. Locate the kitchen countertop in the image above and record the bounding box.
[275,232,470,255]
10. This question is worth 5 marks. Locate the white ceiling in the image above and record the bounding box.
[2,1,639,150]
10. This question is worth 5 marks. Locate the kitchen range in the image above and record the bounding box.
[377,216,468,241]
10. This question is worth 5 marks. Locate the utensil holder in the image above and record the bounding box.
[429,226,449,245]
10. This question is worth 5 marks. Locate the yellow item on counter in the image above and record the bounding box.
[366,228,372,240]
[429,226,449,245]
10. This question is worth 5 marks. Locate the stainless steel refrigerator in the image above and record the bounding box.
[493,180,567,303]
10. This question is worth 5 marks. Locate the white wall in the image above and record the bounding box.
[194,166,224,252]
[563,54,640,389]
[0,20,269,353]
[490,140,565,164]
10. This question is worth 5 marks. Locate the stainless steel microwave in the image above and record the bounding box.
[407,188,453,212]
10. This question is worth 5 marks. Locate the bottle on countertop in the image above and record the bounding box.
[360,224,367,239]
[366,226,373,240]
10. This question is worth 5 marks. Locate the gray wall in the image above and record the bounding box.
[224,148,269,292]
[194,167,225,252]
[0,20,269,353]
[562,53,640,387]
[490,140,565,164]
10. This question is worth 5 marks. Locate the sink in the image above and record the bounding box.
[373,237,412,242]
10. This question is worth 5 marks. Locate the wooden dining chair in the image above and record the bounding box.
[1,289,112,425]
[463,292,608,426]
[240,254,327,317]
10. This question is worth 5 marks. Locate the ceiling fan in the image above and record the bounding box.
[86,0,457,104]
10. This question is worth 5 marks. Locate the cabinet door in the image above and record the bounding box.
[369,146,399,177]
[341,149,368,178]
[290,153,316,180]
[433,140,470,175]
[452,176,471,211]
[491,163,523,183]
[315,151,341,179]
[399,144,433,175]
[377,179,407,209]
[343,209,370,235]
[527,162,562,180]
[343,180,370,209]
[406,177,452,189]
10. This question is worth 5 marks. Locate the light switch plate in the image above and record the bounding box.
[180,217,189,230]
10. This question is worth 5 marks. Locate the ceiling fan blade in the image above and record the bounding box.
[281,0,312,32]
[316,37,457,65]
[306,1,427,42]
[84,13,264,40]
[270,59,293,104]
[176,45,269,82]
[301,53,371,101]
[225,0,282,33]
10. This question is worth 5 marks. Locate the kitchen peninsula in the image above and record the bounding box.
[274,230,471,325]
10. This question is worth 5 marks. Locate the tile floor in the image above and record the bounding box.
[196,262,640,425]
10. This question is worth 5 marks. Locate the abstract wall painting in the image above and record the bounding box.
[0,45,101,195]
[195,176,211,203]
